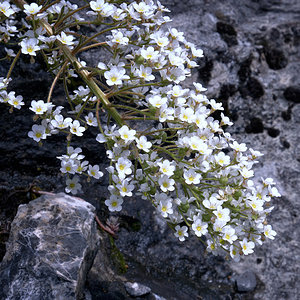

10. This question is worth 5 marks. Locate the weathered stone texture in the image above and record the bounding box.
[0,193,99,300]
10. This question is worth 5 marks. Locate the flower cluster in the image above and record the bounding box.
[0,0,280,260]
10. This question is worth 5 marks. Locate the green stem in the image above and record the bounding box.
[6,49,21,80]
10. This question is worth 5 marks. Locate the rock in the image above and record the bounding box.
[216,22,238,46]
[235,270,257,292]
[267,127,280,138]
[245,117,264,134]
[0,193,99,300]
[0,0,300,299]
[284,86,300,103]
[124,282,151,297]
[264,48,288,70]
[151,293,167,300]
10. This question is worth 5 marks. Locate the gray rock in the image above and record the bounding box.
[151,294,167,300]
[125,282,151,297]
[235,271,257,292]
[0,193,99,300]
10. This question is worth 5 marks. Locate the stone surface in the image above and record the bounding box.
[0,193,99,300]
[124,282,151,297]
[235,271,257,292]
[0,0,300,299]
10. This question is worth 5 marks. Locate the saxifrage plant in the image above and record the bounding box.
[0,0,280,261]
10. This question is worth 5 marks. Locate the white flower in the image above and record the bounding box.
[5,47,16,57]
[105,195,123,212]
[215,152,230,166]
[247,197,264,212]
[65,176,82,195]
[28,124,46,142]
[158,175,175,192]
[213,206,230,223]
[239,167,254,179]
[240,238,255,255]
[8,93,24,109]
[174,225,188,242]
[116,179,135,197]
[0,1,15,17]
[191,47,204,58]
[189,136,209,154]
[203,196,222,209]
[230,141,247,152]
[111,30,129,45]
[179,107,195,123]
[96,133,107,143]
[158,198,173,218]
[148,95,167,108]
[263,225,277,240]
[168,52,184,67]
[24,3,42,15]
[230,245,240,262]
[85,112,97,127]
[90,0,105,11]
[220,113,233,126]
[209,99,224,111]
[159,105,174,122]
[60,160,77,174]
[150,31,169,48]
[183,169,201,185]
[51,115,72,129]
[118,125,136,143]
[90,0,114,16]
[88,164,103,179]
[76,161,88,174]
[135,136,152,152]
[116,157,132,179]
[30,100,49,114]
[222,227,238,244]
[57,32,75,46]
[194,113,207,129]
[104,66,129,86]
[136,65,155,81]
[20,38,40,56]
[141,46,159,61]
[70,120,85,136]
[157,159,175,177]
[213,219,226,232]
[165,67,186,83]
[192,219,208,237]
[193,82,207,92]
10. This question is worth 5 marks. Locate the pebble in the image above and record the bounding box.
[235,270,257,292]
[124,282,151,297]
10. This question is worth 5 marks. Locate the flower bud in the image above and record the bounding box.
[219,176,228,185]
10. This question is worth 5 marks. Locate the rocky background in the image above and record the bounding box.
[0,0,300,299]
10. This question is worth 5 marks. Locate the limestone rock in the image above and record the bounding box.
[0,193,99,300]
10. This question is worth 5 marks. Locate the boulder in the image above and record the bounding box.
[0,193,99,300]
